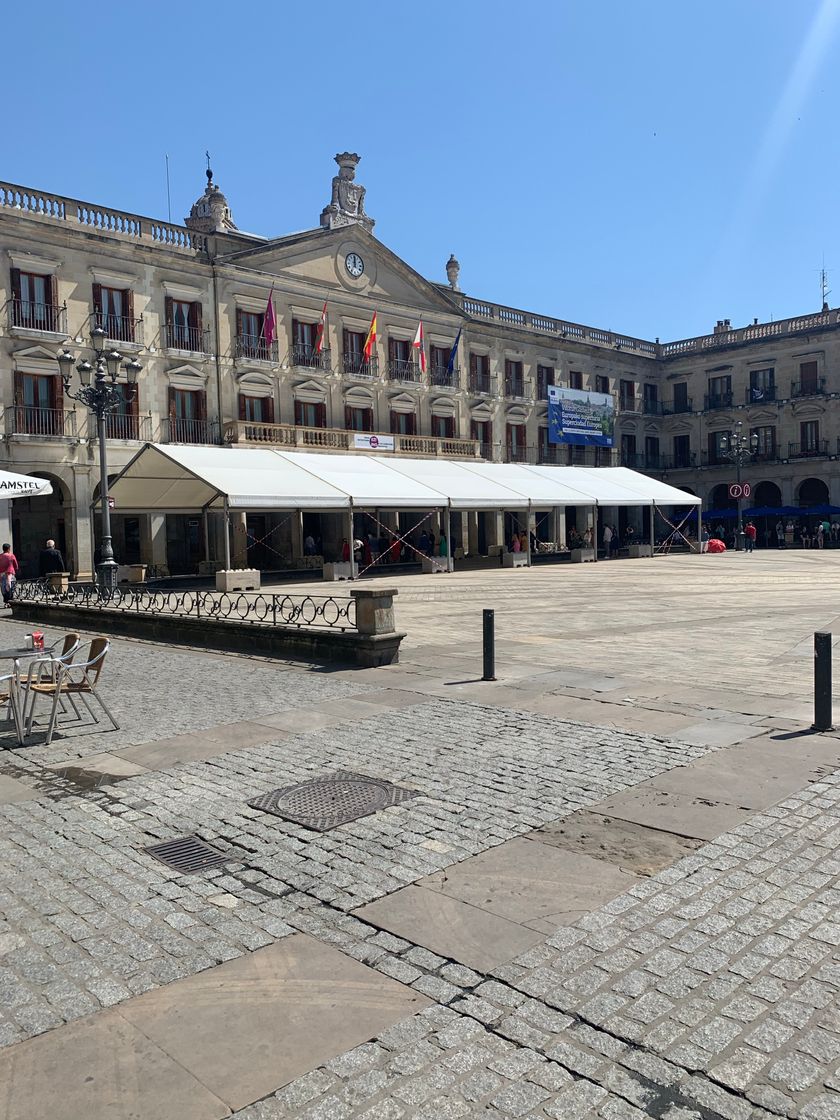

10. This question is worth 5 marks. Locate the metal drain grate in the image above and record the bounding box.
[248,770,418,832]
[144,835,228,874]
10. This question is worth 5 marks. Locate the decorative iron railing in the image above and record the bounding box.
[14,581,357,631]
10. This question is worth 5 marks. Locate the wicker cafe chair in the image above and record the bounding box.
[20,632,81,730]
[26,637,118,745]
[0,664,24,746]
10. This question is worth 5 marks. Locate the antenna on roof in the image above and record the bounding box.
[819,255,832,311]
[165,154,172,224]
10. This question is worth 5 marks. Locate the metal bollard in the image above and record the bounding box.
[813,631,834,731]
[482,608,496,681]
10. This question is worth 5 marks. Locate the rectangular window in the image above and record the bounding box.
[594,374,609,395]
[12,270,60,331]
[93,284,134,343]
[673,382,689,412]
[471,419,491,457]
[645,436,660,467]
[751,425,776,460]
[344,405,373,432]
[708,430,730,465]
[165,298,202,351]
[799,360,819,394]
[536,365,555,399]
[343,329,374,376]
[749,367,775,402]
[105,383,140,440]
[236,309,269,360]
[390,411,417,435]
[469,353,490,392]
[432,415,455,439]
[620,380,636,408]
[294,400,326,427]
[430,345,455,386]
[15,372,63,435]
[292,319,325,368]
[569,370,583,390]
[506,422,526,461]
[621,433,637,465]
[801,419,819,451]
[505,359,524,397]
[673,433,691,467]
[643,383,659,413]
[707,374,732,408]
[388,337,415,380]
[168,388,209,443]
[238,394,275,424]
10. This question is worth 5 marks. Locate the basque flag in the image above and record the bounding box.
[447,326,462,373]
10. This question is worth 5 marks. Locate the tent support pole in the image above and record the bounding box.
[202,510,211,564]
[526,501,532,566]
[223,501,231,571]
[592,505,598,561]
[651,503,656,555]
[447,501,454,571]
[348,502,356,580]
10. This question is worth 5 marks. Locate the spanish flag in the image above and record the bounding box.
[363,312,377,360]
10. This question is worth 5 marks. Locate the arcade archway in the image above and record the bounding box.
[11,472,71,578]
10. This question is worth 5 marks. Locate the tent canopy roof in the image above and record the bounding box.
[108,444,703,514]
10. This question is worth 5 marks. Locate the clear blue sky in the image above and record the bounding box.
[5,0,840,342]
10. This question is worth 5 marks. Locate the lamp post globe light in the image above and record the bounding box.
[719,420,758,552]
[56,329,142,591]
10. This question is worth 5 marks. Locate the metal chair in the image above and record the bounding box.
[0,664,24,746]
[26,637,118,745]
[20,633,81,730]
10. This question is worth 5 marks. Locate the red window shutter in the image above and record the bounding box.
[13,371,23,406]
[48,273,58,313]
[188,301,202,332]
[197,390,207,422]
[506,423,513,446]
[364,408,373,432]
[342,328,350,354]
[168,386,176,421]
[92,282,102,314]
[345,405,352,429]
[239,393,247,421]
[164,295,174,325]
[128,385,139,419]
[10,268,21,300]
[53,374,63,414]
[292,319,301,346]
[125,288,134,321]
[237,309,245,337]
[265,396,275,424]
[294,400,303,425]
[388,338,396,362]
[316,402,326,427]
[390,410,398,433]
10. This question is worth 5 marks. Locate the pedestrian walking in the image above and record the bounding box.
[38,538,65,577]
[776,519,785,548]
[701,526,710,554]
[0,543,18,604]
[603,524,613,557]
[744,521,757,553]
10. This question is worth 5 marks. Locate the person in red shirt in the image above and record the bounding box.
[0,543,19,603]
[744,521,757,553]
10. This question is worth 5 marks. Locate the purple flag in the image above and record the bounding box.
[263,287,276,348]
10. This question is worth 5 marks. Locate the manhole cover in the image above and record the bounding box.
[248,770,418,831]
[144,835,228,874]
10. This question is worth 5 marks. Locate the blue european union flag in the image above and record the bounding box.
[447,327,462,373]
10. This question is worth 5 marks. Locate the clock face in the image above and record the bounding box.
[345,252,364,278]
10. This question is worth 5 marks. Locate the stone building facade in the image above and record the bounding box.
[0,154,838,575]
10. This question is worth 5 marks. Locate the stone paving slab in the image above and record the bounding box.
[529,812,702,878]
[418,836,640,931]
[595,785,754,840]
[355,886,544,971]
[0,773,38,804]
[118,934,429,1112]
[115,720,284,768]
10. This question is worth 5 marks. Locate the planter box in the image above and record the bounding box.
[502,552,529,568]
[215,568,260,592]
[421,556,451,573]
[117,564,147,584]
[626,544,653,558]
[570,548,596,563]
[323,562,352,581]
[47,572,70,593]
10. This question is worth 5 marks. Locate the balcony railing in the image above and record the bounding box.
[704,392,734,411]
[469,372,492,394]
[224,421,479,458]
[662,398,693,415]
[388,358,420,382]
[538,444,562,464]
[164,323,207,353]
[430,365,459,389]
[621,452,665,471]
[235,334,278,363]
[8,299,66,334]
[343,352,378,379]
[752,448,781,463]
[8,406,77,437]
[478,440,493,460]
[660,453,696,470]
[791,378,826,398]
[618,396,638,413]
[291,344,331,371]
[104,413,152,441]
[746,386,776,404]
[161,418,219,445]
[93,311,142,345]
[789,440,829,459]
[506,444,529,462]
[504,377,527,399]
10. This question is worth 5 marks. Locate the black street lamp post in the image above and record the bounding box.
[57,329,142,591]
[719,420,758,552]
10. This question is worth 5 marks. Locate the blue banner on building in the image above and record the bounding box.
[548,386,614,447]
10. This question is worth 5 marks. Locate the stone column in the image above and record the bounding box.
[140,514,168,570]
[232,512,248,568]
[73,467,94,579]
[290,510,304,565]
[467,511,479,556]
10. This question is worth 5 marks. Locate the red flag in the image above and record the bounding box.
[262,286,276,349]
[363,312,377,360]
[412,320,427,373]
[315,301,328,354]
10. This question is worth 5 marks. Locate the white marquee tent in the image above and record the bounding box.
[109,443,700,569]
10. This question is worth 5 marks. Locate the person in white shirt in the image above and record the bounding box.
[603,524,613,557]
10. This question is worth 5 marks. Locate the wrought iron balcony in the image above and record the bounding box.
[660,453,696,470]
[704,392,734,411]
[791,378,826,398]
[291,344,331,371]
[505,443,530,463]
[746,385,776,404]
[469,372,492,394]
[7,406,78,438]
[343,352,378,379]
[8,298,66,334]
[388,358,421,382]
[662,398,693,415]
[751,448,781,463]
[93,311,141,345]
[478,440,494,460]
[618,396,639,413]
[538,444,563,464]
[430,364,459,389]
[789,440,829,459]
[235,334,278,363]
[642,399,664,416]
[161,418,220,445]
[163,323,207,353]
[104,413,153,441]
[504,377,527,399]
